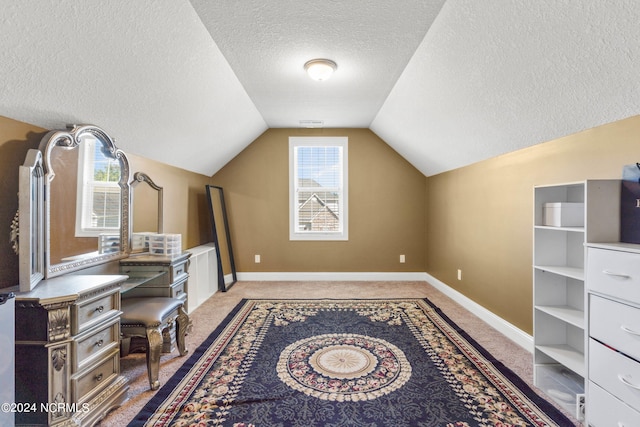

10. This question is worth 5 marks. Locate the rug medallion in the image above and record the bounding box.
[130,298,573,426]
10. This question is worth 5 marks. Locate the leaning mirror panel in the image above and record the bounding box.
[205,185,237,291]
[39,124,131,278]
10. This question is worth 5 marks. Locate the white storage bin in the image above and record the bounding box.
[131,232,155,251]
[148,233,182,257]
[535,364,583,415]
[98,234,120,254]
[543,202,584,227]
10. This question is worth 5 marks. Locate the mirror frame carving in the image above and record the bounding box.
[39,124,131,278]
[131,171,163,234]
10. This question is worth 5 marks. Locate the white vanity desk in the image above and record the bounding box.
[13,274,129,426]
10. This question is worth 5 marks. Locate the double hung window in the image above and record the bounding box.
[289,136,348,241]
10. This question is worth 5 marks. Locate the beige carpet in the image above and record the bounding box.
[98,281,580,426]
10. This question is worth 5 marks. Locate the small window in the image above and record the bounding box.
[75,138,121,237]
[289,136,348,241]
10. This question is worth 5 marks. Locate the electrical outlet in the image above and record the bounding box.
[457,269,462,280]
[254,254,261,263]
[399,254,405,263]
[576,393,585,421]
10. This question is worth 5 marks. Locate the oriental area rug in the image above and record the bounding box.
[129,299,573,427]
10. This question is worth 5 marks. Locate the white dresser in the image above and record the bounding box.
[586,243,640,426]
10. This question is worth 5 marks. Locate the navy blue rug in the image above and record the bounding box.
[129,298,574,426]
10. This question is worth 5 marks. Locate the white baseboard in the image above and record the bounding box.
[423,272,533,353]
[237,271,429,281]
[235,271,533,353]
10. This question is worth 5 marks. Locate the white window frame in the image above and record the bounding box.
[289,136,348,241]
[75,138,121,237]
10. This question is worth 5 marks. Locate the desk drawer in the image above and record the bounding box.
[170,260,188,283]
[121,266,168,284]
[74,318,119,372]
[72,289,119,335]
[588,381,640,427]
[123,277,187,301]
[590,295,640,362]
[171,277,187,301]
[590,338,640,412]
[72,349,119,404]
[587,247,640,303]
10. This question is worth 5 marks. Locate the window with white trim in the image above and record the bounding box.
[75,138,121,237]
[289,136,348,241]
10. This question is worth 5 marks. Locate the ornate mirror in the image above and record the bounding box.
[131,172,163,235]
[39,124,130,278]
[205,185,237,291]
[14,149,45,291]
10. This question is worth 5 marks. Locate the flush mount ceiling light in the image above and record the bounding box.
[304,59,337,81]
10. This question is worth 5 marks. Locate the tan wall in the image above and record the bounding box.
[211,128,426,273]
[126,153,212,249]
[0,116,211,289]
[6,111,639,335]
[426,114,640,334]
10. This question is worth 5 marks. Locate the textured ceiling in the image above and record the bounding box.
[189,0,445,128]
[371,0,640,174]
[0,0,266,176]
[1,1,639,177]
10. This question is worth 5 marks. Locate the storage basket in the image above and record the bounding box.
[543,202,584,227]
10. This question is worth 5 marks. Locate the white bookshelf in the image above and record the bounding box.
[533,180,620,418]
[186,243,218,312]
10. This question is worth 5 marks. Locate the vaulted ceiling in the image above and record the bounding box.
[2,1,639,177]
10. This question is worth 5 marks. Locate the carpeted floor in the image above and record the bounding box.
[97,281,581,426]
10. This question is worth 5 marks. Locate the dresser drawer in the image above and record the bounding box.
[588,381,640,427]
[73,317,119,372]
[72,288,119,335]
[72,349,119,404]
[590,338,640,411]
[590,295,640,362]
[587,247,640,303]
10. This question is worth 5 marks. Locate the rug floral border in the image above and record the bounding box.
[130,298,572,427]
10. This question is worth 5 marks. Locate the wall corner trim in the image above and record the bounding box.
[423,272,533,352]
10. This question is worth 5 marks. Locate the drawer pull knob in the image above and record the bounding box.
[603,270,631,279]
[95,373,103,382]
[620,325,640,336]
[95,339,104,347]
[618,374,640,390]
[95,305,104,313]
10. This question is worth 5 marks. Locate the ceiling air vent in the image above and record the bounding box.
[299,120,324,128]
